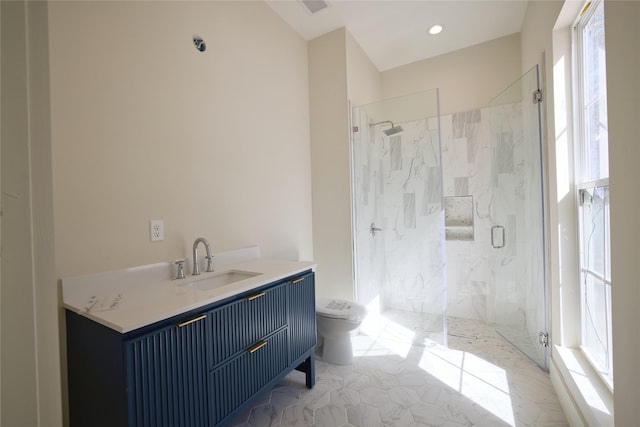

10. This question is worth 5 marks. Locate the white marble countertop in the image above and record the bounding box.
[62,247,316,333]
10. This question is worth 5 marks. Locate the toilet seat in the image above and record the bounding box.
[316,298,367,322]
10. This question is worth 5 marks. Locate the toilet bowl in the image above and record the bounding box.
[316,298,367,365]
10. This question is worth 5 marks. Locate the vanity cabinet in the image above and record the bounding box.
[66,270,316,427]
[126,314,208,427]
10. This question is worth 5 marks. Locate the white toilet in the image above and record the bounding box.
[315,298,367,365]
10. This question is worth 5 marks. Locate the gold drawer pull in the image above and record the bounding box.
[247,340,267,354]
[246,291,266,301]
[291,277,304,284]
[177,314,207,328]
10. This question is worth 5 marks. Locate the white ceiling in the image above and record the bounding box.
[264,0,529,71]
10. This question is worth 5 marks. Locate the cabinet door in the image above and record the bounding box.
[126,313,208,427]
[288,272,317,363]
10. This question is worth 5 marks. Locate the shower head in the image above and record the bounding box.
[383,125,404,136]
[370,120,404,136]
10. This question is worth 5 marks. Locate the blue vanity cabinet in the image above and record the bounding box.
[66,270,316,427]
[66,310,129,427]
[125,313,208,427]
[66,308,210,427]
[66,310,210,427]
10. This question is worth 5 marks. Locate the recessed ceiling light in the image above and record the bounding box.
[428,25,444,35]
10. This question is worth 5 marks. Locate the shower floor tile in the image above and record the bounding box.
[228,314,568,427]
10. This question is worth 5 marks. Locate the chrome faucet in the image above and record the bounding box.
[192,237,214,275]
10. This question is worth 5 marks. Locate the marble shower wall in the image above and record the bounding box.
[442,101,544,326]
[352,109,445,331]
[353,102,527,324]
[440,109,493,322]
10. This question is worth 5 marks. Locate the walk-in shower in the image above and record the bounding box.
[351,65,548,370]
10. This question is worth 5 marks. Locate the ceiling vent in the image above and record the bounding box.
[299,0,329,15]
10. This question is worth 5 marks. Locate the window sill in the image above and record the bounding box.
[551,346,614,427]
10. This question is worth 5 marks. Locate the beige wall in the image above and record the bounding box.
[520,0,566,345]
[520,2,586,424]
[49,2,312,425]
[308,28,382,301]
[346,30,382,108]
[29,2,63,422]
[1,3,38,425]
[606,2,640,424]
[49,1,313,279]
[1,1,62,426]
[550,0,583,352]
[381,33,522,115]
[308,29,352,300]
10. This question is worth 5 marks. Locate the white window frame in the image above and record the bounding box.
[572,0,613,390]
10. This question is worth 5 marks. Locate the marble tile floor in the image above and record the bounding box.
[228,313,568,427]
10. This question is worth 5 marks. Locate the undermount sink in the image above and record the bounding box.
[186,270,261,291]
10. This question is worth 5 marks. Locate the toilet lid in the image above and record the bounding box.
[316,298,367,322]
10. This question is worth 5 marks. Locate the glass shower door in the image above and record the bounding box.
[489,65,548,369]
[352,89,446,344]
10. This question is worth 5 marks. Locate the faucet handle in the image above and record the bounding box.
[204,255,214,273]
[174,260,186,279]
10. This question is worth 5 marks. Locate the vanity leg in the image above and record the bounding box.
[296,354,315,388]
[305,354,316,389]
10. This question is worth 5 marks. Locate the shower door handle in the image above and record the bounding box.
[370,222,383,237]
[491,226,505,248]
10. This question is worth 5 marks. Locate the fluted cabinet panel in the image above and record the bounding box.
[288,273,317,363]
[126,315,208,427]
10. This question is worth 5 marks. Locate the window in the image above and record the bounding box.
[574,0,612,387]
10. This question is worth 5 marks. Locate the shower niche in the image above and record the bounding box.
[444,196,474,241]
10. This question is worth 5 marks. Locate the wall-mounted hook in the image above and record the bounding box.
[193,36,206,52]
